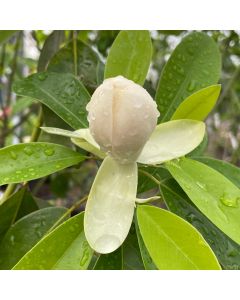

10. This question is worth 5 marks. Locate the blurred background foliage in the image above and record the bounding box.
[0,30,239,205]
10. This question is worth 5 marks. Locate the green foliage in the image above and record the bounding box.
[104,30,152,85]
[0,207,68,269]
[0,142,84,185]
[156,32,221,122]
[13,212,93,270]
[166,158,240,245]
[171,85,221,120]
[94,248,123,270]
[13,72,90,129]
[160,178,240,270]
[137,205,221,270]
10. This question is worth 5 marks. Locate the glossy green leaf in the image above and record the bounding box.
[13,72,90,129]
[0,207,68,270]
[48,40,101,92]
[135,218,157,270]
[0,142,84,185]
[137,120,205,165]
[15,189,38,221]
[0,30,18,44]
[156,32,221,122]
[171,85,221,121]
[0,189,25,241]
[137,205,221,270]
[122,223,144,270]
[160,178,240,270]
[94,247,123,270]
[166,158,240,245]
[104,30,152,85]
[13,212,93,270]
[38,30,65,72]
[194,156,240,189]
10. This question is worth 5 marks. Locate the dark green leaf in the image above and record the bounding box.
[38,30,65,72]
[166,158,240,245]
[48,40,101,92]
[15,189,38,221]
[104,30,152,85]
[156,32,221,122]
[13,212,93,270]
[160,178,240,270]
[0,31,18,44]
[94,247,123,270]
[137,205,221,269]
[13,72,90,129]
[0,142,84,185]
[0,207,68,270]
[122,223,144,270]
[0,188,25,241]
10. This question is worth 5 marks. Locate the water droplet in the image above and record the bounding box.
[3,177,10,182]
[23,146,34,156]
[196,181,207,190]
[177,67,185,76]
[10,235,15,245]
[220,194,239,208]
[38,73,48,81]
[15,170,22,175]
[187,80,197,92]
[10,151,17,160]
[44,148,55,156]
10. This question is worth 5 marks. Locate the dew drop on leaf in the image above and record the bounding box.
[44,148,55,156]
[219,194,239,208]
[23,146,34,156]
[10,151,17,160]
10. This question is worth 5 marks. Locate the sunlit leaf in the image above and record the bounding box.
[156,32,221,122]
[194,156,240,189]
[137,120,205,165]
[13,212,93,270]
[0,142,84,185]
[13,72,90,129]
[166,158,240,245]
[171,85,221,121]
[160,178,240,270]
[105,30,152,85]
[137,205,221,270]
[0,207,68,270]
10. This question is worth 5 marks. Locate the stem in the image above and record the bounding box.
[72,30,78,76]
[46,194,88,234]
[139,169,160,185]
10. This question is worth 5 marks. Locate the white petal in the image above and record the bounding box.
[41,126,105,158]
[84,156,137,254]
[137,120,205,165]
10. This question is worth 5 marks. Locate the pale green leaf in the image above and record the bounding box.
[171,85,221,121]
[137,120,205,165]
[137,205,221,270]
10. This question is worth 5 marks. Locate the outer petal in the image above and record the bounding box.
[41,127,105,158]
[137,120,205,165]
[85,156,137,254]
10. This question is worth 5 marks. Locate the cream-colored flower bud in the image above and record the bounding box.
[86,76,160,163]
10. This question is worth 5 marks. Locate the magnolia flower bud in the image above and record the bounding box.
[86,76,160,163]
